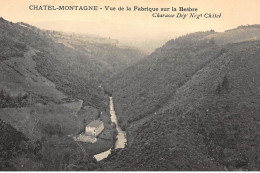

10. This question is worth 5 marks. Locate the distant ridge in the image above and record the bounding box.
[102,25,260,171]
[0,17,144,171]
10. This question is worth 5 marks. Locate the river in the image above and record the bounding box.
[94,97,127,161]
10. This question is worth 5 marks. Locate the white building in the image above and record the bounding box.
[73,120,104,143]
[85,120,104,137]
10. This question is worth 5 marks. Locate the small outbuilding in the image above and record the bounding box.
[74,134,97,143]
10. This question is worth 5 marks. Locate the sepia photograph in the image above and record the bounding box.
[0,0,259,171]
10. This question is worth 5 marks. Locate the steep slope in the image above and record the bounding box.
[204,25,260,45]
[49,31,146,74]
[0,17,144,170]
[0,18,145,109]
[102,27,260,170]
[0,18,103,108]
[0,18,101,170]
[105,30,223,127]
[0,119,29,170]
[105,26,260,128]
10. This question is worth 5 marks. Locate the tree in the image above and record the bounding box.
[216,83,222,94]
[222,75,230,92]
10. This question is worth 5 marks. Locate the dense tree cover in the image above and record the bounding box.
[0,118,104,171]
[0,36,27,61]
[0,90,31,108]
[103,31,260,170]
[0,119,41,170]
[0,17,145,110]
[105,31,223,126]
[225,24,260,32]
[0,17,143,171]
[1,16,259,171]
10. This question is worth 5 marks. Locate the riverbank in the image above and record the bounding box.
[75,107,116,156]
[94,97,127,161]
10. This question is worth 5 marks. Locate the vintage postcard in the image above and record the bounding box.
[0,0,259,171]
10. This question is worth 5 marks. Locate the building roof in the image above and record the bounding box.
[86,120,103,128]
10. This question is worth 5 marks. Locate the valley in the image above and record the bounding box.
[0,17,143,171]
[94,97,127,161]
[0,17,259,171]
[101,26,260,171]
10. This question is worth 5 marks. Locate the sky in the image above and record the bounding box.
[0,0,260,41]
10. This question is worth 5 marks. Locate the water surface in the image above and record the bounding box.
[94,97,127,161]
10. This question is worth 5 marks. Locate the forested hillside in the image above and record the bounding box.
[105,30,222,127]
[0,18,145,109]
[102,26,260,171]
[1,16,259,171]
[0,17,144,170]
[49,31,145,74]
